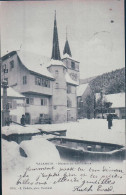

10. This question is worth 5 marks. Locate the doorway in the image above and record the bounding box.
[25,113,30,124]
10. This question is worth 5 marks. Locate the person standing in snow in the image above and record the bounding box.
[20,114,25,125]
[107,113,113,129]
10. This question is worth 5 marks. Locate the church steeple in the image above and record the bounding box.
[63,28,72,57]
[51,11,61,60]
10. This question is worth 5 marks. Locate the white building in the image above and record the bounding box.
[105,93,125,119]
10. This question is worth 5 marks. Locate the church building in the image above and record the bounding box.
[1,12,80,124]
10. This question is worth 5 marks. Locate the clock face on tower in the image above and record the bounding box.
[70,73,77,81]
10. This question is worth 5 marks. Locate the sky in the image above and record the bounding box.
[0,0,125,79]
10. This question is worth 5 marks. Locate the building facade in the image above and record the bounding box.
[1,12,79,124]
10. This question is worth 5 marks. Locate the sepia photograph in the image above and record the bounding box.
[1,0,125,194]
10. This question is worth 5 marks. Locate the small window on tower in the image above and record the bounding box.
[71,61,75,70]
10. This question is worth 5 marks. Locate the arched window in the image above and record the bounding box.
[71,61,75,70]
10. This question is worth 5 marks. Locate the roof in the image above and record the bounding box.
[77,83,89,96]
[2,51,17,61]
[62,53,79,63]
[105,93,125,108]
[47,59,66,68]
[17,51,54,79]
[1,87,25,98]
[65,72,78,86]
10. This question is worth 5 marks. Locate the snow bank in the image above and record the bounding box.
[2,140,25,171]
[2,124,40,136]
[2,135,60,173]
[20,135,61,163]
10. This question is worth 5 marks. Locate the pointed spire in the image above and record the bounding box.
[51,10,61,60]
[63,27,72,57]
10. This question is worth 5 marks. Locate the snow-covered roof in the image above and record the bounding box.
[47,59,66,68]
[1,87,25,98]
[77,83,89,96]
[65,72,78,86]
[62,53,79,62]
[105,93,125,108]
[17,51,54,79]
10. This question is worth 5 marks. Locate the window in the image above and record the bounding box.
[55,83,59,89]
[41,99,44,105]
[30,98,34,105]
[10,60,14,69]
[35,77,50,88]
[54,106,57,110]
[67,99,72,108]
[23,76,27,84]
[38,78,41,85]
[40,114,43,117]
[71,61,75,70]
[3,64,8,73]
[26,98,29,104]
[67,85,71,93]
[41,98,47,106]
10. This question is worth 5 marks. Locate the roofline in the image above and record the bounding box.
[1,51,17,61]
[17,55,55,80]
[22,91,52,97]
[30,70,55,80]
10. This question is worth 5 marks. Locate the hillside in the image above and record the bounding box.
[89,68,125,94]
[80,76,96,84]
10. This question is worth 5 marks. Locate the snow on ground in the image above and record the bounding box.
[31,119,125,146]
[2,124,40,135]
[2,119,125,145]
[2,139,25,171]
[20,135,60,163]
[2,135,60,172]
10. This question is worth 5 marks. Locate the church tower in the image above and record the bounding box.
[62,30,80,84]
[47,11,67,123]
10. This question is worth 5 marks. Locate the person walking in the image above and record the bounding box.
[107,113,113,129]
